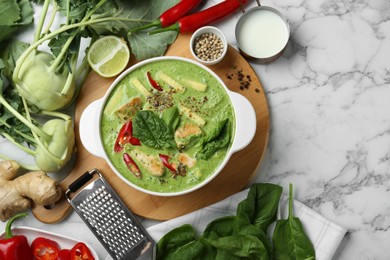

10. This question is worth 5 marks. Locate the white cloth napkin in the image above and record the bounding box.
[146,188,347,260]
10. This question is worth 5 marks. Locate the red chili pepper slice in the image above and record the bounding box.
[159,154,177,173]
[69,242,95,260]
[146,71,163,91]
[130,0,203,32]
[150,0,248,34]
[123,153,142,178]
[31,237,60,260]
[129,137,141,146]
[58,249,71,260]
[114,120,141,152]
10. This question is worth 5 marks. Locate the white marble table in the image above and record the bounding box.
[1,0,390,259]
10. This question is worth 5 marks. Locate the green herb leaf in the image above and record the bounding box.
[161,106,180,132]
[203,216,235,240]
[157,224,198,260]
[272,184,316,260]
[165,240,213,260]
[210,235,269,259]
[197,119,231,160]
[133,110,176,149]
[233,183,282,259]
[235,183,283,233]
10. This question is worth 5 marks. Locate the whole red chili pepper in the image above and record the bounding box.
[123,153,142,178]
[31,237,61,260]
[69,242,95,260]
[146,71,163,91]
[130,0,203,32]
[0,213,33,260]
[114,120,141,152]
[149,0,247,34]
[159,154,177,173]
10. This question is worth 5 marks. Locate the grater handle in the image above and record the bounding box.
[68,171,94,193]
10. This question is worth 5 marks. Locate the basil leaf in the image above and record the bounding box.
[272,184,316,260]
[133,110,176,149]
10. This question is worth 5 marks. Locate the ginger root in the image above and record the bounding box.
[0,160,62,221]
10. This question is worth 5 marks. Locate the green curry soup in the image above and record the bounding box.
[101,59,235,193]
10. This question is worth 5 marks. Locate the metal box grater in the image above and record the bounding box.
[65,169,155,260]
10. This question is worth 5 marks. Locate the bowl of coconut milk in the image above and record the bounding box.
[235,2,289,63]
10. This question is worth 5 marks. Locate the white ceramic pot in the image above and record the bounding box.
[79,56,256,197]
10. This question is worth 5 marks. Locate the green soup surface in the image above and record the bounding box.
[101,59,235,193]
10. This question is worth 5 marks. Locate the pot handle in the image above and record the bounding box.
[230,92,256,153]
[79,98,106,158]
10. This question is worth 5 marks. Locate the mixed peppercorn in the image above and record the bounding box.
[226,66,261,94]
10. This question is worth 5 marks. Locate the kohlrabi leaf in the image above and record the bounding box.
[88,0,180,60]
[128,30,178,60]
[0,40,29,78]
[0,0,34,42]
[0,0,20,25]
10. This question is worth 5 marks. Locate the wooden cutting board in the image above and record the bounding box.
[32,34,269,223]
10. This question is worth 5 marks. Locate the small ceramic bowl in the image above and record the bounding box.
[190,26,228,65]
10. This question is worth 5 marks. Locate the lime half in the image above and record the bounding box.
[87,36,130,78]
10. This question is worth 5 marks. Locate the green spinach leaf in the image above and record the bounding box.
[272,184,316,260]
[162,106,180,132]
[235,183,283,233]
[156,183,315,260]
[133,110,176,149]
[233,183,282,259]
[165,240,214,260]
[210,234,269,260]
[203,216,235,240]
[197,119,231,160]
[156,224,198,260]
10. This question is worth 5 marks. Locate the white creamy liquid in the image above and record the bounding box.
[236,9,289,58]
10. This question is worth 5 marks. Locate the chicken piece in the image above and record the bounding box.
[174,122,203,149]
[114,97,142,122]
[178,153,196,168]
[131,151,165,177]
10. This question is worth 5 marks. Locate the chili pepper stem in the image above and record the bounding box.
[128,19,162,34]
[148,23,180,35]
[5,213,28,239]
